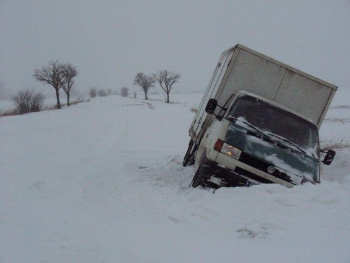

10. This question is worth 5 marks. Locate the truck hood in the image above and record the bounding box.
[225,123,319,184]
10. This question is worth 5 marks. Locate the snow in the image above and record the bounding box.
[264,154,305,183]
[1,93,350,263]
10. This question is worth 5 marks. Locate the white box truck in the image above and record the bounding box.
[183,44,338,188]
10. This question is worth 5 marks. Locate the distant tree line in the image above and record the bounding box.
[89,87,112,98]
[2,64,181,117]
[0,60,79,116]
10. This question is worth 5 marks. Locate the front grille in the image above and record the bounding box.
[234,167,273,184]
[238,152,294,184]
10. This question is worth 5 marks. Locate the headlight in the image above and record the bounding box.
[214,139,241,159]
[222,143,241,159]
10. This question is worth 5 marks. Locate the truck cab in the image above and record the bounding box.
[191,92,335,188]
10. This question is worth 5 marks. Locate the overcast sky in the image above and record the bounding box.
[1,0,349,102]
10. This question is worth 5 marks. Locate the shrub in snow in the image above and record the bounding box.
[11,89,46,114]
[98,89,108,97]
[120,87,129,97]
[89,87,97,98]
[0,108,17,117]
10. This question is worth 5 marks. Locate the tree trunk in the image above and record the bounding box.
[145,91,148,100]
[166,93,170,103]
[67,93,70,107]
[55,89,61,109]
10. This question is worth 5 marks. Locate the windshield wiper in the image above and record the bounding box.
[267,132,307,154]
[227,116,273,142]
[227,116,307,154]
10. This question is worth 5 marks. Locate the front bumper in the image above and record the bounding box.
[198,157,253,188]
[199,153,296,188]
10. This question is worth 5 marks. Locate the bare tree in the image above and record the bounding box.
[153,70,181,103]
[133,72,155,100]
[33,60,64,109]
[61,63,78,106]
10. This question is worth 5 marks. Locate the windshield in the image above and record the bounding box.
[227,94,319,155]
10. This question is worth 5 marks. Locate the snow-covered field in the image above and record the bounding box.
[1,93,350,263]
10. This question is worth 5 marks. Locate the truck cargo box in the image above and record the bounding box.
[189,44,338,143]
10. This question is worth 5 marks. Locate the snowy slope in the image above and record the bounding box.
[1,94,350,263]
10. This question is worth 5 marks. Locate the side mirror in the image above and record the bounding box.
[322,149,336,165]
[205,99,217,114]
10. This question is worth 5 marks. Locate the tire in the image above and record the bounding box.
[190,150,206,188]
[190,169,202,188]
[183,139,194,167]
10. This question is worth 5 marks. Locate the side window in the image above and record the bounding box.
[216,93,237,119]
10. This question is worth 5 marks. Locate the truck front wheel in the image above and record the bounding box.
[191,170,202,188]
[183,139,197,167]
[190,150,207,188]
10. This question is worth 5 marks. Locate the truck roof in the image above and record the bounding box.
[230,44,337,91]
[216,44,338,128]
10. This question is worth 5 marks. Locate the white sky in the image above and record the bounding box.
[1,0,349,102]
